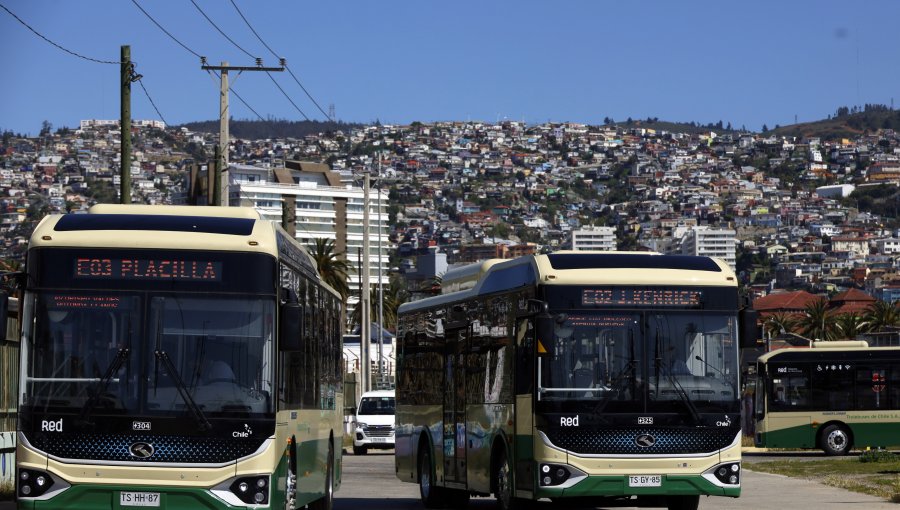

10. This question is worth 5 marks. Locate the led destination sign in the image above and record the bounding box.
[75,257,223,281]
[582,288,703,308]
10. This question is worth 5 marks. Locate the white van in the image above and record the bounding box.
[353,389,395,454]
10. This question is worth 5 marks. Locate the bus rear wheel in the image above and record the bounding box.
[667,495,700,510]
[418,444,443,508]
[821,424,851,456]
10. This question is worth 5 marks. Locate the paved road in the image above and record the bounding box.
[335,449,898,509]
[1,450,893,509]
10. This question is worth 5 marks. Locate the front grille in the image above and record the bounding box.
[542,426,737,455]
[29,433,266,464]
[363,425,393,438]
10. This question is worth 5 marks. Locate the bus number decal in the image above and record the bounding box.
[637,417,653,425]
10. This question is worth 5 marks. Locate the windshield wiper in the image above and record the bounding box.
[654,342,702,425]
[155,349,211,431]
[77,348,130,425]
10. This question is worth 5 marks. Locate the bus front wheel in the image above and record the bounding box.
[821,424,851,456]
[309,440,334,510]
[667,495,700,510]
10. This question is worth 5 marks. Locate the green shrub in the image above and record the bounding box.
[858,448,896,463]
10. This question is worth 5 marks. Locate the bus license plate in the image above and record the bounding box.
[120,492,161,507]
[628,475,662,487]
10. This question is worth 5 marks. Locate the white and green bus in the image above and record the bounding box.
[395,252,756,510]
[754,341,900,455]
[9,204,342,510]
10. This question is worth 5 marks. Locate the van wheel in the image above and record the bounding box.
[353,445,367,455]
[418,444,443,508]
[821,424,851,456]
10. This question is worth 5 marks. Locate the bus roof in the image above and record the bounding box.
[31,204,303,261]
[400,251,737,313]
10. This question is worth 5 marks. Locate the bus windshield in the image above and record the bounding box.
[25,291,275,420]
[539,311,738,413]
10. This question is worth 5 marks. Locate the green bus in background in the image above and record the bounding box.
[754,341,900,455]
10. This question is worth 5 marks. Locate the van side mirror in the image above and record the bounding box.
[279,302,304,352]
[739,307,759,349]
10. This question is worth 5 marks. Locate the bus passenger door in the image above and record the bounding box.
[443,326,467,484]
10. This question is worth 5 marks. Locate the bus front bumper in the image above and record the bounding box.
[534,463,741,499]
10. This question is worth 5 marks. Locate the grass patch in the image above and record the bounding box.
[0,480,13,500]
[749,452,900,501]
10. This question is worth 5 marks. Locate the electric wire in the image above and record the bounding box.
[130,0,267,123]
[0,1,124,64]
[130,0,202,59]
[266,72,310,121]
[228,0,333,121]
[136,79,170,126]
[188,0,256,60]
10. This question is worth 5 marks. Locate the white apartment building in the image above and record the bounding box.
[226,162,390,313]
[876,238,900,255]
[680,227,736,271]
[570,226,617,251]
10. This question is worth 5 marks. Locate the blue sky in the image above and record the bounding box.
[2,0,899,135]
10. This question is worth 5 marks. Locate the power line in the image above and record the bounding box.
[136,78,169,126]
[0,1,124,64]
[266,72,310,121]
[130,0,202,59]
[228,0,333,121]
[189,0,257,61]
[208,71,266,122]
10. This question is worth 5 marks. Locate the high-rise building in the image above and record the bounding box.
[185,160,390,319]
[680,227,736,271]
[570,226,617,251]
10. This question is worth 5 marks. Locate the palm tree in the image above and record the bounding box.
[349,275,409,333]
[835,313,865,340]
[797,299,839,342]
[309,238,351,301]
[863,300,900,333]
[764,312,796,338]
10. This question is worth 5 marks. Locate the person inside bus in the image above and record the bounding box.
[665,347,691,376]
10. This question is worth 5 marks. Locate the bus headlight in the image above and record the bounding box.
[706,462,740,486]
[539,463,571,486]
[229,475,270,505]
[18,468,55,498]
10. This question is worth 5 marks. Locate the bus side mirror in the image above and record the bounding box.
[279,302,304,352]
[739,308,759,349]
[535,313,554,357]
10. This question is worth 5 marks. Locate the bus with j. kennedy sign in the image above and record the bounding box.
[394,252,757,510]
[7,204,343,509]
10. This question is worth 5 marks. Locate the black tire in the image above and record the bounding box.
[284,439,297,510]
[667,495,700,510]
[494,449,530,510]
[821,424,852,456]
[418,443,443,508]
[309,441,334,510]
[353,444,367,455]
[445,488,470,509]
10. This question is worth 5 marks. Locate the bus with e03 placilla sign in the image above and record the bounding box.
[754,341,900,455]
[394,251,757,510]
[7,204,342,510]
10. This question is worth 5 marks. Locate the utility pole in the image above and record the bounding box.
[361,171,371,394]
[120,45,133,204]
[376,153,384,389]
[201,58,284,206]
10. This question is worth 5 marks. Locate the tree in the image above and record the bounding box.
[764,312,796,338]
[835,313,865,340]
[796,299,838,341]
[309,238,351,301]
[349,275,408,332]
[863,300,900,333]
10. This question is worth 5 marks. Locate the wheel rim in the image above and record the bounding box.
[497,456,512,508]
[420,451,431,499]
[827,429,848,452]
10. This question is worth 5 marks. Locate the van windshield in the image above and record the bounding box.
[358,396,395,415]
